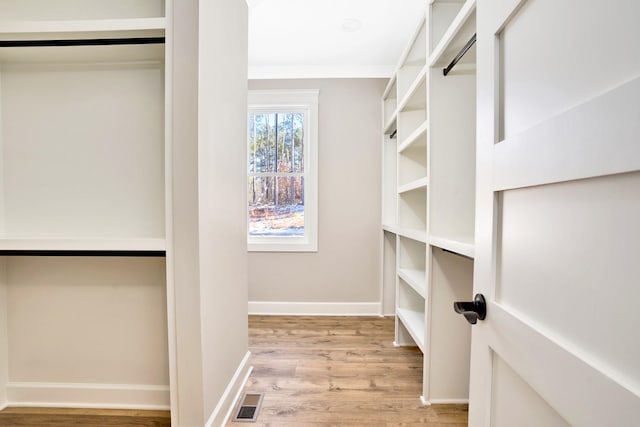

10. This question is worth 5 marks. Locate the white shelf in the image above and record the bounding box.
[384,0,477,405]
[429,235,474,259]
[398,121,428,153]
[429,0,476,68]
[396,228,428,244]
[398,268,427,298]
[396,16,427,70]
[397,307,426,352]
[398,187,427,231]
[382,76,398,131]
[398,177,428,194]
[0,17,166,34]
[397,66,427,113]
[0,1,171,412]
[382,223,400,234]
[0,238,166,252]
[383,115,397,135]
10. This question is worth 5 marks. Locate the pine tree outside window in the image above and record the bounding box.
[247,90,318,251]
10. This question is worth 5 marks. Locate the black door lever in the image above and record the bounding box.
[453,294,486,325]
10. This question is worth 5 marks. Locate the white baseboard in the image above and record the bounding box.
[0,401,7,411]
[424,397,469,405]
[5,382,170,410]
[205,351,253,427]
[248,301,382,316]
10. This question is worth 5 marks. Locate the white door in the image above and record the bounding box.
[469,0,640,425]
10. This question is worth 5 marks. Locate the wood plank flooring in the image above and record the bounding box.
[227,315,468,426]
[0,407,170,426]
[0,316,468,426]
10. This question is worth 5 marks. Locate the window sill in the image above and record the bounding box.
[248,238,317,252]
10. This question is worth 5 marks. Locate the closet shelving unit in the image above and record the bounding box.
[381,0,477,405]
[0,0,170,409]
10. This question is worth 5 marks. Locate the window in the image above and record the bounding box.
[247,90,318,251]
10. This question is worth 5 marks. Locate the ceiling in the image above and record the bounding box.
[247,0,427,79]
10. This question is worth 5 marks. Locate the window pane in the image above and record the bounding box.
[248,176,304,237]
[249,113,278,173]
[276,113,292,173]
[293,113,304,173]
[248,113,257,173]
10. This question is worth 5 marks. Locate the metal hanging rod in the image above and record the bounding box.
[0,37,165,48]
[390,129,397,139]
[442,33,476,76]
[0,250,166,257]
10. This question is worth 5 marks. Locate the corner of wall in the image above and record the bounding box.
[0,258,8,409]
[0,68,5,236]
[204,351,252,427]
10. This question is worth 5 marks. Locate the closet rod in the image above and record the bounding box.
[442,33,476,76]
[0,37,165,48]
[0,250,166,257]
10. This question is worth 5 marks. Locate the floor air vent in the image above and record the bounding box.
[233,392,264,422]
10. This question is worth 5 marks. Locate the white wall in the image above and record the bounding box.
[248,78,386,314]
[198,0,249,423]
[0,259,7,409]
[170,0,249,425]
[4,257,168,407]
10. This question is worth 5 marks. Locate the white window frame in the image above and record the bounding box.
[247,89,319,252]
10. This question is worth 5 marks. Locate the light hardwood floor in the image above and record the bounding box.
[0,316,468,426]
[0,407,170,426]
[227,315,468,426]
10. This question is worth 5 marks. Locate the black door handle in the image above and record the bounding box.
[453,294,486,325]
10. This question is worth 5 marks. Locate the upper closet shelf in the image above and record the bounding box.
[398,120,428,153]
[429,0,476,68]
[396,228,428,244]
[429,235,474,259]
[397,65,427,113]
[398,177,429,194]
[0,238,166,252]
[395,16,426,70]
[382,223,400,235]
[0,17,166,35]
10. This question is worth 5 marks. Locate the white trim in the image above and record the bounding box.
[428,398,470,405]
[248,65,395,80]
[420,395,469,406]
[0,238,165,252]
[493,76,640,192]
[248,301,382,316]
[5,382,170,410]
[0,18,166,34]
[204,351,253,427]
[489,303,640,426]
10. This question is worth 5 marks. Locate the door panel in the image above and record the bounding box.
[491,354,570,427]
[472,0,640,425]
[497,172,640,383]
[500,0,640,138]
